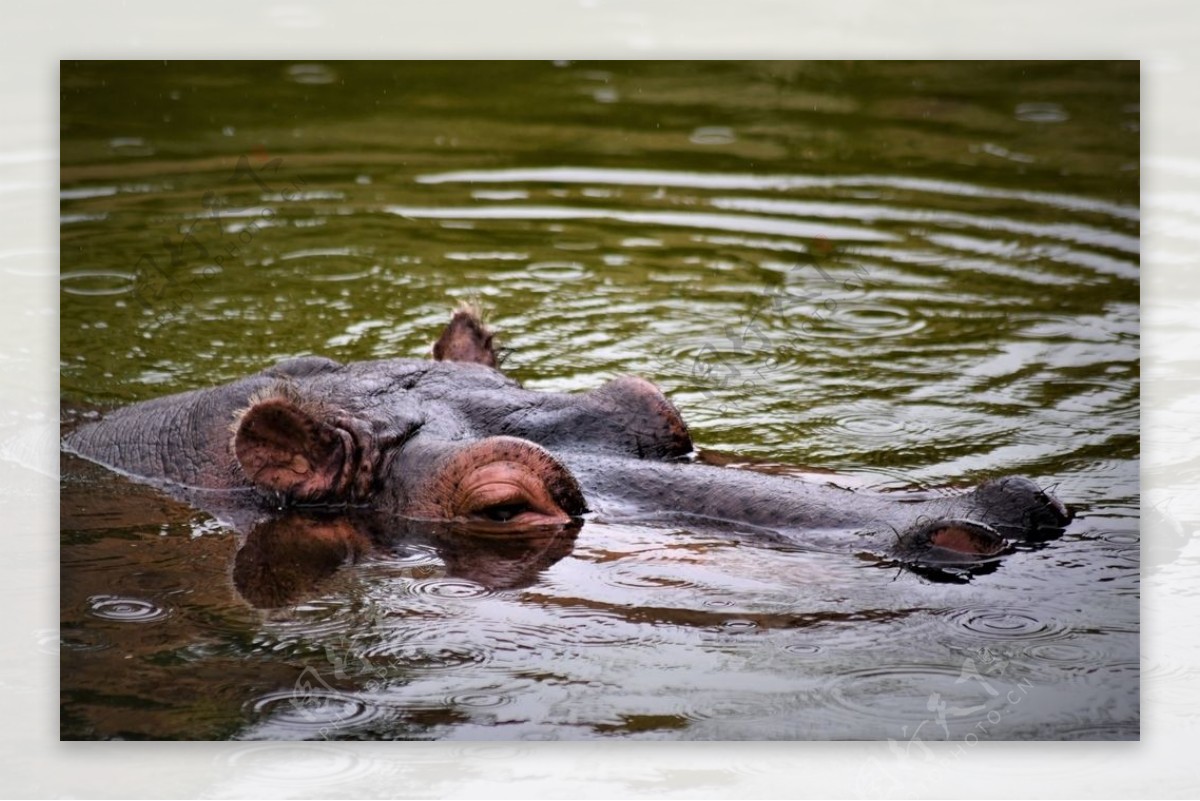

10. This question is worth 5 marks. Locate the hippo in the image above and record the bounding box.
[63,304,1072,585]
[227,510,581,607]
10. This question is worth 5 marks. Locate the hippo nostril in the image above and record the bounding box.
[899,518,1007,564]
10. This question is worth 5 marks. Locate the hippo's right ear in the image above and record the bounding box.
[232,395,371,504]
[431,302,499,368]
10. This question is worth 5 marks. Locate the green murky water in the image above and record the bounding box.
[59,61,1138,740]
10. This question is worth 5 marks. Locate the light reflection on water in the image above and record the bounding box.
[59,60,1138,741]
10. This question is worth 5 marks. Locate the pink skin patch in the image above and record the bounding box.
[929,525,1005,556]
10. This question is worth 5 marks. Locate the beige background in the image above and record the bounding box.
[3,1,1195,796]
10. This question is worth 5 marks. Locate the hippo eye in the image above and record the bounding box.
[449,450,581,526]
[479,501,530,522]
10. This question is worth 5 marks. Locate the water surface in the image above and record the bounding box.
[59,61,1139,741]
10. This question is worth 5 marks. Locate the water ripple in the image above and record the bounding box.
[690,127,737,145]
[672,687,805,724]
[359,626,492,670]
[781,642,824,657]
[108,137,154,157]
[86,595,169,623]
[1015,102,1070,123]
[1098,529,1139,547]
[505,606,655,649]
[790,302,925,340]
[407,577,490,600]
[445,692,511,709]
[827,663,1011,727]
[834,411,909,437]
[277,250,377,282]
[416,167,1138,221]
[714,196,1138,254]
[377,542,440,568]
[284,63,338,85]
[527,261,588,281]
[384,205,900,242]
[259,599,356,644]
[60,186,118,201]
[244,685,378,738]
[943,605,1069,643]
[1024,642,1101,667]
[61,270,137,296]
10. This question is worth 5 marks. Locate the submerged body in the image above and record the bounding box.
[64,306,1071,574]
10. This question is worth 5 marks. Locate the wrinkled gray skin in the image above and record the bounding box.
[64,309,1071,569]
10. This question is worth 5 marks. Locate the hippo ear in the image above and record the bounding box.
[431,302,499,368]
[232,396,362,503]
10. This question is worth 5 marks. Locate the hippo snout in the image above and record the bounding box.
[969,476,1073,541]
[893,477,1072,566]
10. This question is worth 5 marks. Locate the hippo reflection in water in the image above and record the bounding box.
[64,305,1071,603]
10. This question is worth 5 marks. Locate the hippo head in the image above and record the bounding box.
[64,304,1070,576]
[230,389,588,527]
